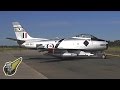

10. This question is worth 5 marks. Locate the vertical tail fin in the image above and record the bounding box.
[12,22,33,40]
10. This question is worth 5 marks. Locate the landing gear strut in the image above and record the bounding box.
[91,51,106,59]
[95,51,107,59]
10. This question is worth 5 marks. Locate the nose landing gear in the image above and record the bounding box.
[92,51,107,59]
[101,54,106,59]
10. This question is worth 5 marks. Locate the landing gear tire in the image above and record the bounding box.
[101,54,106,59]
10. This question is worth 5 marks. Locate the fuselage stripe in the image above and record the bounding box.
[23,33,24,38]
[55,39,64,48]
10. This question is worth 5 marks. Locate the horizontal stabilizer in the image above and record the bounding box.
[6,38,19,41]
[6,37,25,45]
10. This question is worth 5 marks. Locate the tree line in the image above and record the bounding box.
[108,40,120,47]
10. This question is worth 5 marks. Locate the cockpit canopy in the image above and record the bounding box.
[73,34,98,39]
[72,34,105,41]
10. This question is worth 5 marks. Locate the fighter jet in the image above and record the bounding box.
[7,22,108,59]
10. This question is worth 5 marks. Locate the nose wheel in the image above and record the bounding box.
[101,54,106,59]
[93,51,107,59]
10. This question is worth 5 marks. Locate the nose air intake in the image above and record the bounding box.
[105,40,109,50]
[106,40,109,49]
[106,44,108,49]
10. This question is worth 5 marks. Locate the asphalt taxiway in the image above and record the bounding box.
[0,50,47,79]
[0,50,120,79]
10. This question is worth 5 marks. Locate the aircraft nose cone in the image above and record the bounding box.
[100,41,109,50]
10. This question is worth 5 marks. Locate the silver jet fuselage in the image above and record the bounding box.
[21,38,108,51]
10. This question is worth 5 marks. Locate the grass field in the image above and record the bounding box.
[0,46,120,55]
[0,47,28,52]
[105,47,120,55]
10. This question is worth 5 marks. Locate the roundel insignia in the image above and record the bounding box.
[47,44,54,49]
[84,40,89,46]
